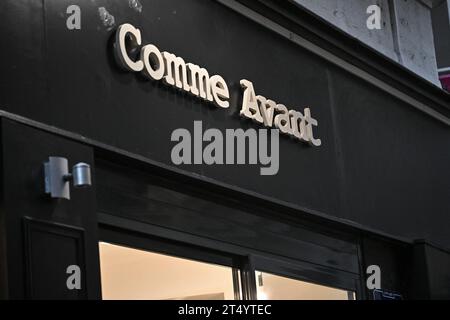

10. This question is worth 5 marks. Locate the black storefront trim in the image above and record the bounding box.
[98,213,361,299]
[0,109,415,247]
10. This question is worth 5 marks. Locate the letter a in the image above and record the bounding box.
[66,5,81,30]
[66,265,81,290]
[366,5,381,30]
[171,128,192,165]
[366,265,381,290]
[240,80,263,124]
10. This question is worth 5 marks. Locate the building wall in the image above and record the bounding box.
[433,0,450,69]
[293,0,441,86]
[0,0,449,300]
[0,0,449,248]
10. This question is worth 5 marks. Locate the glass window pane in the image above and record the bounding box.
[255,271,355,300]
[99,242,239,300]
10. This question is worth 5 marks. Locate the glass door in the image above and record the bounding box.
[250,255,359,300]
[255,270,355,300]
[99,242,241,300]
[97,224,360,300]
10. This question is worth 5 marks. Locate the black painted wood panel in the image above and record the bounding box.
[0,119,101,299]
[0,0,449,249]
[23,217,87,299]
[96,159,360,275]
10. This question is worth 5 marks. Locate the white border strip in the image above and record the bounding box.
[439,67,450,73]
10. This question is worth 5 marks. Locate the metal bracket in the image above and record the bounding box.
[44,157,92,200]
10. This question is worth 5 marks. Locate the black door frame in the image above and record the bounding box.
[250,254,361,299]
[98,218,248,299]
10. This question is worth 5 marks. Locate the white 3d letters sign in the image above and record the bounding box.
[114,23,321,146]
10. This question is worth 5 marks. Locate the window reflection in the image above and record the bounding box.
[99,242,239,300]
[255,271,355,300]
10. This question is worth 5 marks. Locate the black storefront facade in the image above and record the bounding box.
[1,0,450,300]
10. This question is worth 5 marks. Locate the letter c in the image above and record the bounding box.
[264,305,272,315]
[114,23,144,72]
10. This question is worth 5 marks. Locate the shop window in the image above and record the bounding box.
[255,271,355,300]
[99,242,240,300]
